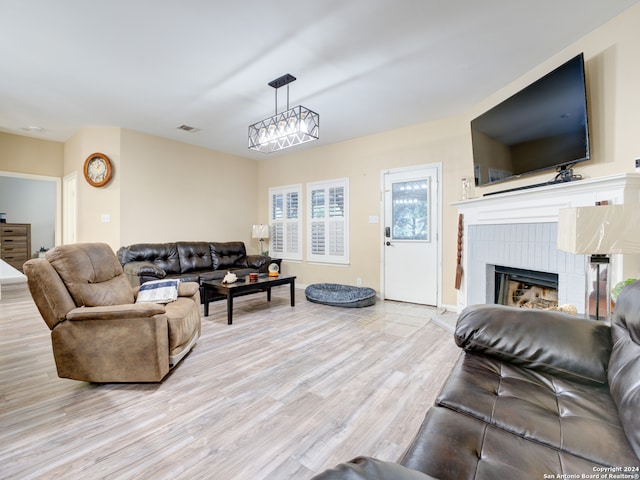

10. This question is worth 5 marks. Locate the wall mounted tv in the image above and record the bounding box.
[471,53,589,187]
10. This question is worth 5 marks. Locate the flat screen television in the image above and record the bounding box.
[471,53,589,187]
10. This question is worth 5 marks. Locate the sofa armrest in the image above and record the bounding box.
[178,281,200,297]
[311,457,438,480]
[66,303,165,321]
[455,304,612,384]
[123,261,166,280]
[245,254,271,270]
[53,304,170,382]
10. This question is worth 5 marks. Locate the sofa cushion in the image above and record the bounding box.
[177,241,213,273]
[455,304,611,384]
[164,272,200,284]
[199,270,226,282]
[117,243,181,275]
[608,280,640,459]
[210,241,248,270]
[399,407,614,480]
[46,243,134,307]
[435,353,639,467]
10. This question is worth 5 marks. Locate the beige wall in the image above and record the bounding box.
[0,132,64,176]
[2,128,260,253]
[119,129,259,249]
[258,116,469,297]
[61,128,259,252]
[64,127,122,250]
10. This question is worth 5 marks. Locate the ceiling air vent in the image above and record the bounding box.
[176,124,200,133]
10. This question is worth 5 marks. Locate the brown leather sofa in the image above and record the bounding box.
[24,243,201,383]
[313,282,640,479]
[117,241,272,301]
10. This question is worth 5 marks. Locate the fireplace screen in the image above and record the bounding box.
[495,266,559,309]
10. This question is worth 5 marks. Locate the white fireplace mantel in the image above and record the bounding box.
[453,173,640,225]
[453,173,640,312]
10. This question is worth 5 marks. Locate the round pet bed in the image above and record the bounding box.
[305,283,376,308]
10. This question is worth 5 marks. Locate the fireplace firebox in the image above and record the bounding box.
[494,266,559,309]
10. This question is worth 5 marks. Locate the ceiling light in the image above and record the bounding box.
[248,74,319,154]
[21,126,45,134]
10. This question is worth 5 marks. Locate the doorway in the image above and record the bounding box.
[63,172,77,244]
[0,171,61,250]
[382,164,441,305]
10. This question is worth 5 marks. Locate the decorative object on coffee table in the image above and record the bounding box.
[268,262,279,277]
[305,283,376,308]
[222,271,238,284]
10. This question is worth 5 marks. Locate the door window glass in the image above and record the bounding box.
[391,179,429,241]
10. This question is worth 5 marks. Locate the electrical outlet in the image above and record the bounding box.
[356,277,362,286]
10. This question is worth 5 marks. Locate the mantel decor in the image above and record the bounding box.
[248,74,319,154]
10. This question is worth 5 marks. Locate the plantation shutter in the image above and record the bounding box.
[307,178,349,264]
[269,185,302,260]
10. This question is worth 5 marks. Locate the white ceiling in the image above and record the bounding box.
[1,1,637,160]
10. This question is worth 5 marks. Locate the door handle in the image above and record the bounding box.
[385,227,391,238]
[386,241,392,246]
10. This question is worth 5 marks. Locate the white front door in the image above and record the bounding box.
[383,165,439,305]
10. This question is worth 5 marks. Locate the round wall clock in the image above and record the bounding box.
[83,152,112,187]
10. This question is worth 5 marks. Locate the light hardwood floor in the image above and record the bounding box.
[0,282,460,480]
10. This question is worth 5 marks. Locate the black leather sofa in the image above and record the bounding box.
[117,241,272,302]
[313,281,640,479]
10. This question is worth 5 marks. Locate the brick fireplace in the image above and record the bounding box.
[467,222,581,309]
[454,173,640,314]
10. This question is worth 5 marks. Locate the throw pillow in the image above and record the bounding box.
[136,279,180,304]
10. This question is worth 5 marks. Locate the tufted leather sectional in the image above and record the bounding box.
[117,241,272,303]
[313,282,640,479]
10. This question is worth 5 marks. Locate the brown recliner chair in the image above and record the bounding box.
[23,243,201,382]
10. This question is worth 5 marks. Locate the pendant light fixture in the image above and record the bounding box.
[248,74,319,153]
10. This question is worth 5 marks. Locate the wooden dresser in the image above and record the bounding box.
[0,223,31,272]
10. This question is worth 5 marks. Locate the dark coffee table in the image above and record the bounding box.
[202,274,296,324]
